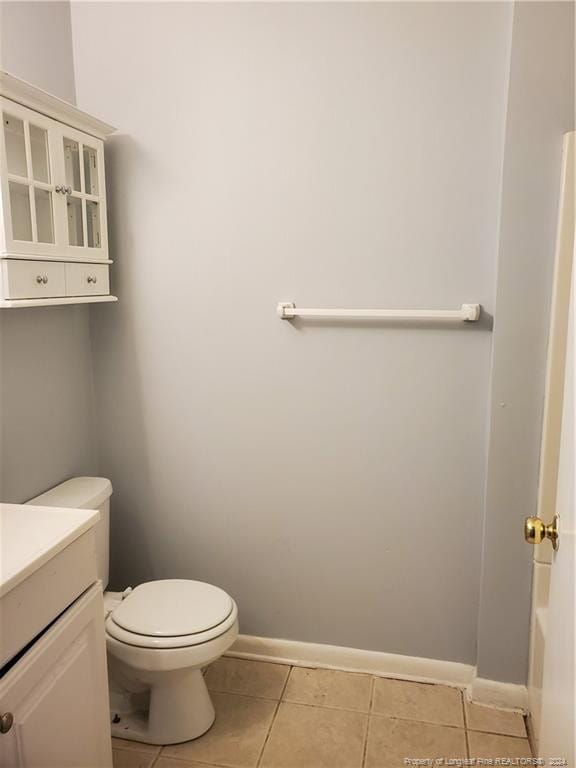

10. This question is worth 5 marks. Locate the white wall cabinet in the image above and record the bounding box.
[0,584,112,768]
[0,71,117,307]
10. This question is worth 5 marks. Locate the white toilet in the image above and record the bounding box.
[26,477,239,746]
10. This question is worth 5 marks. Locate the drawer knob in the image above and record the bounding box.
[87,275,98,284]
[0,712,14,734]
[36,275,49,285]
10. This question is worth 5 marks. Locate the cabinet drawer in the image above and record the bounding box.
[65,263,109,296]
[0,529,97,668]
[1,260,66,299]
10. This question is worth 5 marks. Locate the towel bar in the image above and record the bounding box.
[277,302,481,322]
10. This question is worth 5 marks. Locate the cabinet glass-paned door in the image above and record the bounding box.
[2,102,57,250]
[61,131,106,255]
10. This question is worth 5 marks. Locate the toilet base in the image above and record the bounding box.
[105,607,238,746]
[110,668,216,745]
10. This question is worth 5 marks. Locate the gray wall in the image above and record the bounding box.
[0,1,97,502]
[71,1,512,664]
[0,1,76,103]
[476,1,575,683]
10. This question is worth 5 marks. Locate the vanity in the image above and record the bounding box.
[0,504,112,768]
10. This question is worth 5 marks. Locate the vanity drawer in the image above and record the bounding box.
[1,260,66,299]
[65,262,109,296]
[0,529,98,669]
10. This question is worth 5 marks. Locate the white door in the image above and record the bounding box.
[538,262,575,764]
[0,584,112,768]
[532,132,576,764]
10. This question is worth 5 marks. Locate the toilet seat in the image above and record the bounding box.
[105,579,238,649]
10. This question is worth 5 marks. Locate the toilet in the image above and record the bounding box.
[26,477,239,746]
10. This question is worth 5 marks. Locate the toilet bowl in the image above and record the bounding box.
[105,579,239,744]
[26,477,239,746]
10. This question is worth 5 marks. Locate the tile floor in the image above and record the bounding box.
[112,657,531,768]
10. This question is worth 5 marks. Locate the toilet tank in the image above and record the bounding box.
[26,477,113,589]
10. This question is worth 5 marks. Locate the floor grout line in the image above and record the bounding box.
[255,664,293,768]
[368,672,377,715]
[461,689,471,759]
[112,743,162,756]
[206,689,284,703]
[155,757,234,768]
[155,755,230,768]
[361,676,377,768]
[209,686,374,716]
[368,711,471,730]
[467,728,532,738]
[206,689,287,703]
[369,674,376,713]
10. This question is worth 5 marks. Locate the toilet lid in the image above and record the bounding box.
[110,579,234,637]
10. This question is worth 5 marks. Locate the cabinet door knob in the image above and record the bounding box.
[55,184,62,194]
[36,275,49,285]
[0,712,14,734]
[87,275,98,284]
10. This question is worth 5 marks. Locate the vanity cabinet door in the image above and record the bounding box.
[0,98,62,258]
[0,584,112,768]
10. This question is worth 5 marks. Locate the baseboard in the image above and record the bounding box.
[467,676,528,712]
[228,634,474,688]
[227,634,528,712]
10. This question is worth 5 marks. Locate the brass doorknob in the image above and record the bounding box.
[524,514,559,551]
[0,712,13,734]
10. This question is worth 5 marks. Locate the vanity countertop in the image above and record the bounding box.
[0,503,99,598]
